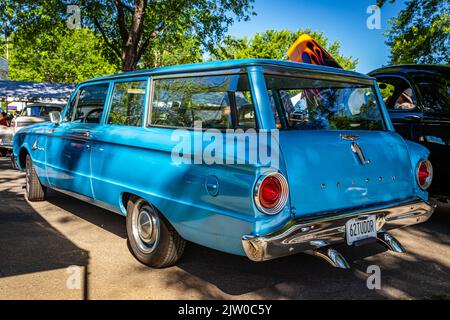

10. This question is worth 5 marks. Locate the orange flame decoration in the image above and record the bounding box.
[287,35,342,69]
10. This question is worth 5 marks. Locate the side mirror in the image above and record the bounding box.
[49,111,62,125]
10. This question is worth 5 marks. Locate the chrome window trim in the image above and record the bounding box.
[147,71,257,129]
[104,78,149,128]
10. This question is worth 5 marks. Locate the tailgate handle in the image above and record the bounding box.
[351,142,371,165]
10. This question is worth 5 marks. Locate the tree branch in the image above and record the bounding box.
[115,0,129,45]
[136,1,189,61]
[92,15,121,58]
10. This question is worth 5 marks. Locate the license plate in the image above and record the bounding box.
[346,215,377,245]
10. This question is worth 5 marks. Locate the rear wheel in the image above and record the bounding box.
[25,154,46,201]
[126,197,185,268]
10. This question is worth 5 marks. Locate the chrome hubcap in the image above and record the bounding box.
[132,201,160,254]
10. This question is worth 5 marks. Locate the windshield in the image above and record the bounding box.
[411,71,450,114]
[265,75,385,131]
[21,105,62,117]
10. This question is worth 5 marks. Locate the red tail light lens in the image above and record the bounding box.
[417,160,433,190]
[254,172,289,215]
[260,177,282,208]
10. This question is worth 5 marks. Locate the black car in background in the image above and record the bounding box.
[369,65,450,202]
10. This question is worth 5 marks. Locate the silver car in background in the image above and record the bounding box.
[0,103,64,156]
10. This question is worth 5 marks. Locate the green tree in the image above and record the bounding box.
[211,29,358,70]
[1,0,255,71]
[8,27,119,83]
[82,0,255,71]
[378,0,449,64]
[141,33,203,68]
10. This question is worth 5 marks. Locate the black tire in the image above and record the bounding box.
[25,154,46,202]
[126,197,185,268]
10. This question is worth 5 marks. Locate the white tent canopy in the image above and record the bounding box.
[0,80,76,103]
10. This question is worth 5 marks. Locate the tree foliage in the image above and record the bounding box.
[1,0,255,71]
[378,0,449,64]
[8,27,119,83]
[80,0,255,71]
[141,33,203,69]
[211,29,358,70]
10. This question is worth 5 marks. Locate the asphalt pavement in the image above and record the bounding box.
[0,158,449,300]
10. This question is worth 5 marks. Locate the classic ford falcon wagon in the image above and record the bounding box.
[12,60,435,268]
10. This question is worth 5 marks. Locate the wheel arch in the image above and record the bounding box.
[18,146,31,171]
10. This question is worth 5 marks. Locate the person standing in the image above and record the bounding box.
[0,112,9,126]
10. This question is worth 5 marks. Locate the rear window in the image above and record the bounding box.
[265,75,385,131]
[21,106,61,117]
[410,72,449,114]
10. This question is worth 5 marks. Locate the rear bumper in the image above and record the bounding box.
[0,141,12,149]
[242,197,435,261]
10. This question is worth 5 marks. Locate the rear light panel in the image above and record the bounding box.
[416,160,433,190]
[254,172,289,215]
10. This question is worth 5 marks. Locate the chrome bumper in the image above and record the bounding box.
[0,142,12,149]
[242,197,435,262]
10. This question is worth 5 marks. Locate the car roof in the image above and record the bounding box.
[369,64,450,76]
[82,59,373,84]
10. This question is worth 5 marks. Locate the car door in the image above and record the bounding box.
[46,82,110,198]
[90,78,149,206]
[375,74,423,141]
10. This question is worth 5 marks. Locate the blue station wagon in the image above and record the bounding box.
[12,60,435,268]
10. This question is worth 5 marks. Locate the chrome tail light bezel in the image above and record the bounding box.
[416,159,433,190]
[254,172,289,215]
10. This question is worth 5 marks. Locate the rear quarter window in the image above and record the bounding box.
[150,74,256,129]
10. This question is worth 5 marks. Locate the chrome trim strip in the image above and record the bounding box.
[242,197,435,261]
[51,187,123,215]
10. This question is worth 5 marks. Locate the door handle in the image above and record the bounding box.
[72,130,91,138]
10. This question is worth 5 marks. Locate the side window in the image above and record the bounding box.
[376,77,417,111]
[107,81,147,127]
[65,84,109,123]
[151,74,255,129]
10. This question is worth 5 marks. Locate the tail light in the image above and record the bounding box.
[417,160,433,190]
[254,172,289,215]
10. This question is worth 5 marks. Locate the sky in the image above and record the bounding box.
[226,0,407,74]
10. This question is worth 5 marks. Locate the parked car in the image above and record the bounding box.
[0,103,64,156]
[369,65,450,201]
[12,60,435,269]
[13,103,64,129]
[0,111,12,156]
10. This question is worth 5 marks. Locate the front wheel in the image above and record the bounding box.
[25,154,46,202]
[126,197,186,268]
